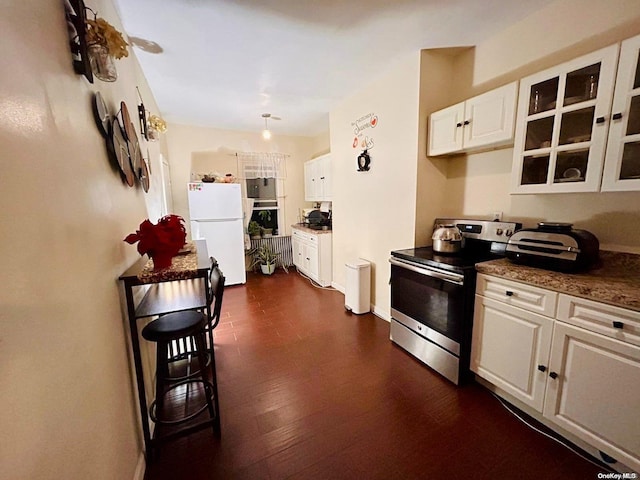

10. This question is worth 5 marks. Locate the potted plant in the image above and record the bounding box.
[248,220,262,240]
[258,210,273,237]
[248,244,281,275]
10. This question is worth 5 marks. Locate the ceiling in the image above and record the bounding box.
[113,0,552,137]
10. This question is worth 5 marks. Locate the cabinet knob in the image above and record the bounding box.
[549,372,558,379]
[538,365,547,372]
[320,177,325,180]
[456,122,463,128]
[463,120,470,125]
[505,291,514,296]
[595,116,606,124]
[613,321,624,329]
[612,112,623,121]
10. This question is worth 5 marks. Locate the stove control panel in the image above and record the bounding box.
[434,218,522,244]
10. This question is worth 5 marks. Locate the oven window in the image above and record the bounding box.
[391,264,465,342]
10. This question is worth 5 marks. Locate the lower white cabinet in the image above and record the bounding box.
[472,274,640,472]
[292,228,332,287]
[544,322,640,471]
[471,295,554,412]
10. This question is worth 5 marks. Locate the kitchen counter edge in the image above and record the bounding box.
[475,250,640,312]
[291,224,332,234]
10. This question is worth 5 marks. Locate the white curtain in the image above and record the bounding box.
[237,152,287,179]
[242,198,254,249]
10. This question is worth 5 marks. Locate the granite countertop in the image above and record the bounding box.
[291,223,332,234]
[120,241,209,286]
[476,251,640,312]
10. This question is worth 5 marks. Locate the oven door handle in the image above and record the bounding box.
[389,257,464,285]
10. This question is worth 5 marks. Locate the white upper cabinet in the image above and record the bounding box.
[304,154,332,202]
[510,44,620,194]
[601,35,640,191]
[428,82,518,156]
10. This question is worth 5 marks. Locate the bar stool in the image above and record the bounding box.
[142,310,217,429]
[163,257,223,382]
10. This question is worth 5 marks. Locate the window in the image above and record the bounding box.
[237,152,288,237]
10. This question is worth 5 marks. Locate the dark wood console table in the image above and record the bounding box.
[119,239,215,458]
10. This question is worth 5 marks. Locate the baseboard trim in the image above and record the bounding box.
[331,281,344,293]
[372,306,390,322]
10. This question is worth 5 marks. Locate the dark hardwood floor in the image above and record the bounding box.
[144,269,606,479]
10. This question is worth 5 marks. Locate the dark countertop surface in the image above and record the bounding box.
[475,250,640,312]
[291,223,332,234]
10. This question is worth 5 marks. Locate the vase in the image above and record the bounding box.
[260,263,275,275]
[151,253,173,271]
[87,44,117,82]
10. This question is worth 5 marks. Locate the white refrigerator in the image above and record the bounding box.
[188,183,247,285]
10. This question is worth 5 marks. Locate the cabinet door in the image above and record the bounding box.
[292,236,304,269]
[304,242,319,279]
[464,82,518,150]
[543,322,640,471]
[511,45,619,194]
[428,102,465,156]
[471,295,554,412]
[317,154,332,201]
[304,159,318,201]
[602,34,640,192]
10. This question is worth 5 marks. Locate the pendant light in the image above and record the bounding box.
[262,113,272,140]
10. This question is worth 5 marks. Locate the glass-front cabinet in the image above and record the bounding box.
[601,35,640,191]
[511,45,619,193]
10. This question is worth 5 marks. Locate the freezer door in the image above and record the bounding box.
[187,183,243,220]
[191,219,246,285]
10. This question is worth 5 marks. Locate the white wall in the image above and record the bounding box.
[165,124,324,237]
[330,53,422,318]
[442,0,640,253]
[1,1,167,479]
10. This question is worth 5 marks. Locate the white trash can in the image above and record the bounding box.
[345,259,371,314]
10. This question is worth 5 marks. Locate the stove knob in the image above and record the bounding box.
[506,229,514,237]
[495,228,503,236]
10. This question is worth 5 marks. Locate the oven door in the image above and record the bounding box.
[389,257,466,354]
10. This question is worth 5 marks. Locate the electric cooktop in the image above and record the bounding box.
[391,246,502,273]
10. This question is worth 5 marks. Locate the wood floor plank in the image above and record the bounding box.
[144,270,606,480]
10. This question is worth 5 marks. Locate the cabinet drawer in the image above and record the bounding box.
[557,294,640,347]
[477,274,558,317]
[292,228,316,243]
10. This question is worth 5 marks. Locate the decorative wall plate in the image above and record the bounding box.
[92,92,110,137]
[110,117,135,186]
[128,122,143,179]
[139,159,150,192]
[120,101,135,141]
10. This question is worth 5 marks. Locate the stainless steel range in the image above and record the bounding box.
[389,218,522,385]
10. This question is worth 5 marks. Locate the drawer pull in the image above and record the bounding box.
[549,372,558,379]
[537,365,547,372]
[505,291,514,296]
[612,112,623,121]
[613,321,624,329]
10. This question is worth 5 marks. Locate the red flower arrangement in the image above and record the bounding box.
[124,214,187,270]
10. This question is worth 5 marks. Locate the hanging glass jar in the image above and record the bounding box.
[87,44,117,82]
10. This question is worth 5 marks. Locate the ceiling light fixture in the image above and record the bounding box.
[262,113,272,140]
